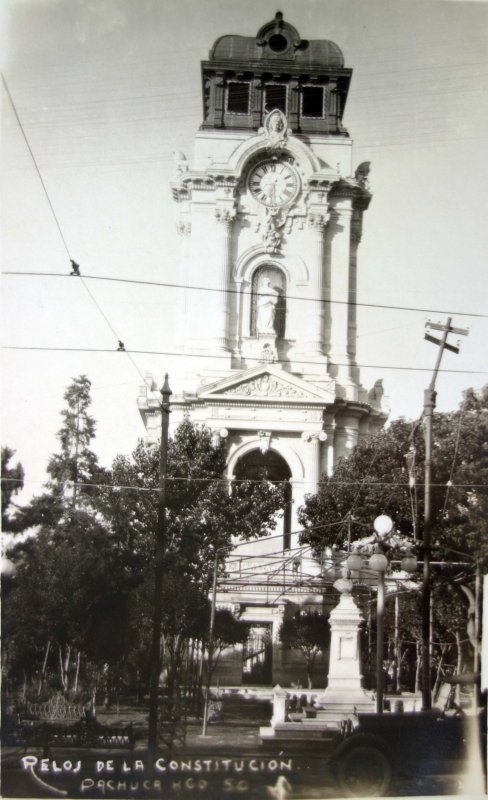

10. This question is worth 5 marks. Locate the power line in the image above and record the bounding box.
[3,345,487,376]
[1,74,145,384]
[3,476,484,491]
[1,75,72,259]
[4,270,487,320]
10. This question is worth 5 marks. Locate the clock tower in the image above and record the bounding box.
[138,13,388,686]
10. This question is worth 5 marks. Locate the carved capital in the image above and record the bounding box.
[308,213,329,231]
[211,427,229,447]
[176,221,191,236]
[301,430,328,443]
[215,208,235,227]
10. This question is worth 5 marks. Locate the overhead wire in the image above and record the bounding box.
[3,346,487,375]
[4,270,488,320]
[2,477,485,490]
[1,74,145,383]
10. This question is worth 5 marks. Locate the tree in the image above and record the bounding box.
[101,419,285,586]
[279,610,330,688]
[298,387,488,684]
[3,517,136,698]
[97,419,286,703]
[14,376,107,535]
[2,376,121,700]
[1,447,25,532]
[205,607,248,681]
[48,375,103,505]
[299,387,488,564]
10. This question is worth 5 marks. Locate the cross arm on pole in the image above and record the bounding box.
[421,319,468,711]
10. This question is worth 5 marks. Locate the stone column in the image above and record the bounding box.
[321,424,335,477]
[348,208,363,366]
[328,201,355,391]
[175,221,191,351]
[306,213,328,357]
[212,208,234,352]
[302,430,327,494]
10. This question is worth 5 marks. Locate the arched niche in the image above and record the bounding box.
[234,248,308,341]
[251,265,286,338]
[234,246,308,283]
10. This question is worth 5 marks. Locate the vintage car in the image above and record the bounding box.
[330,676,487,797]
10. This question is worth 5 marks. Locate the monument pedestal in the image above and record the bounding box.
[315,578,374,721]
[260,578,374,742]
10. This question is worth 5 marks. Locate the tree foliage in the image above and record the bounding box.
[3,377,124,696]
[299,387,488,682]
[279,610,330,688]
[299,387,488,568]
[14,376,107,534]
[1,447,25,532]
[3,383,286,704]
[100,418,286,587]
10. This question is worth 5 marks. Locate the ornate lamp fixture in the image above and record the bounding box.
[345,515,418,714]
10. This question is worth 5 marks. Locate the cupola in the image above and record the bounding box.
[201,12,351,135]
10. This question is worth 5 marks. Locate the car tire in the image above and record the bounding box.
[335,744,392,797]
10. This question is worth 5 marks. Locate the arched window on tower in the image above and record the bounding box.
[250,266,286,338]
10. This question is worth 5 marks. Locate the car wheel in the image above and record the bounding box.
[335,744,392,797]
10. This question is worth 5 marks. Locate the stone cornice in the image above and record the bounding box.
[329,179,372,207]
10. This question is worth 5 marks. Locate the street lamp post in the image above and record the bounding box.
[368,515,392,714]
[346,514,417,715]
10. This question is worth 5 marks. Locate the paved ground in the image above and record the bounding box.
[1,701,482,799]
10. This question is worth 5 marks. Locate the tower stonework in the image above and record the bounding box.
[138,14,388,687]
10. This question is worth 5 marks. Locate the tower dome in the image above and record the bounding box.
[202,12,351,135]
[210,11,345,68]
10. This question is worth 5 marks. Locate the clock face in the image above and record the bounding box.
[249,161,299,207]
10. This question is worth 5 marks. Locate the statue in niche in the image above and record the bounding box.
[256,277,279,334]
[251,266,286,338]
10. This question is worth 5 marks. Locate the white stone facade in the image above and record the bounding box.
[138,15,388,687]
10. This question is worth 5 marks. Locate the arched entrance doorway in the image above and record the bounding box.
[234,448,292,550]
[234,449,292,686]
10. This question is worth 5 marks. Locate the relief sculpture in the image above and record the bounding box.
[225,375,306,398]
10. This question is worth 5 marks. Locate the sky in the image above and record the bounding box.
[2,0,488,506]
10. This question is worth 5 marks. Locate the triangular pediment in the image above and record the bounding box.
[197,365,335,403]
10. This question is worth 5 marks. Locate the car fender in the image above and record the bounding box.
[331,731,396,770]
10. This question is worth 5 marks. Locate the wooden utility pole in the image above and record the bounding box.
[148,375,172,763]
[422,319,468,710]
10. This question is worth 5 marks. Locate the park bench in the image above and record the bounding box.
[38,718,138,756]
[3,693,141,755]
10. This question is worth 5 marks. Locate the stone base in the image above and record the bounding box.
[314,689,375,724]
[316,687,374,710]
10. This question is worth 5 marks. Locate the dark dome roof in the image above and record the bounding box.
[209,12,345,69]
